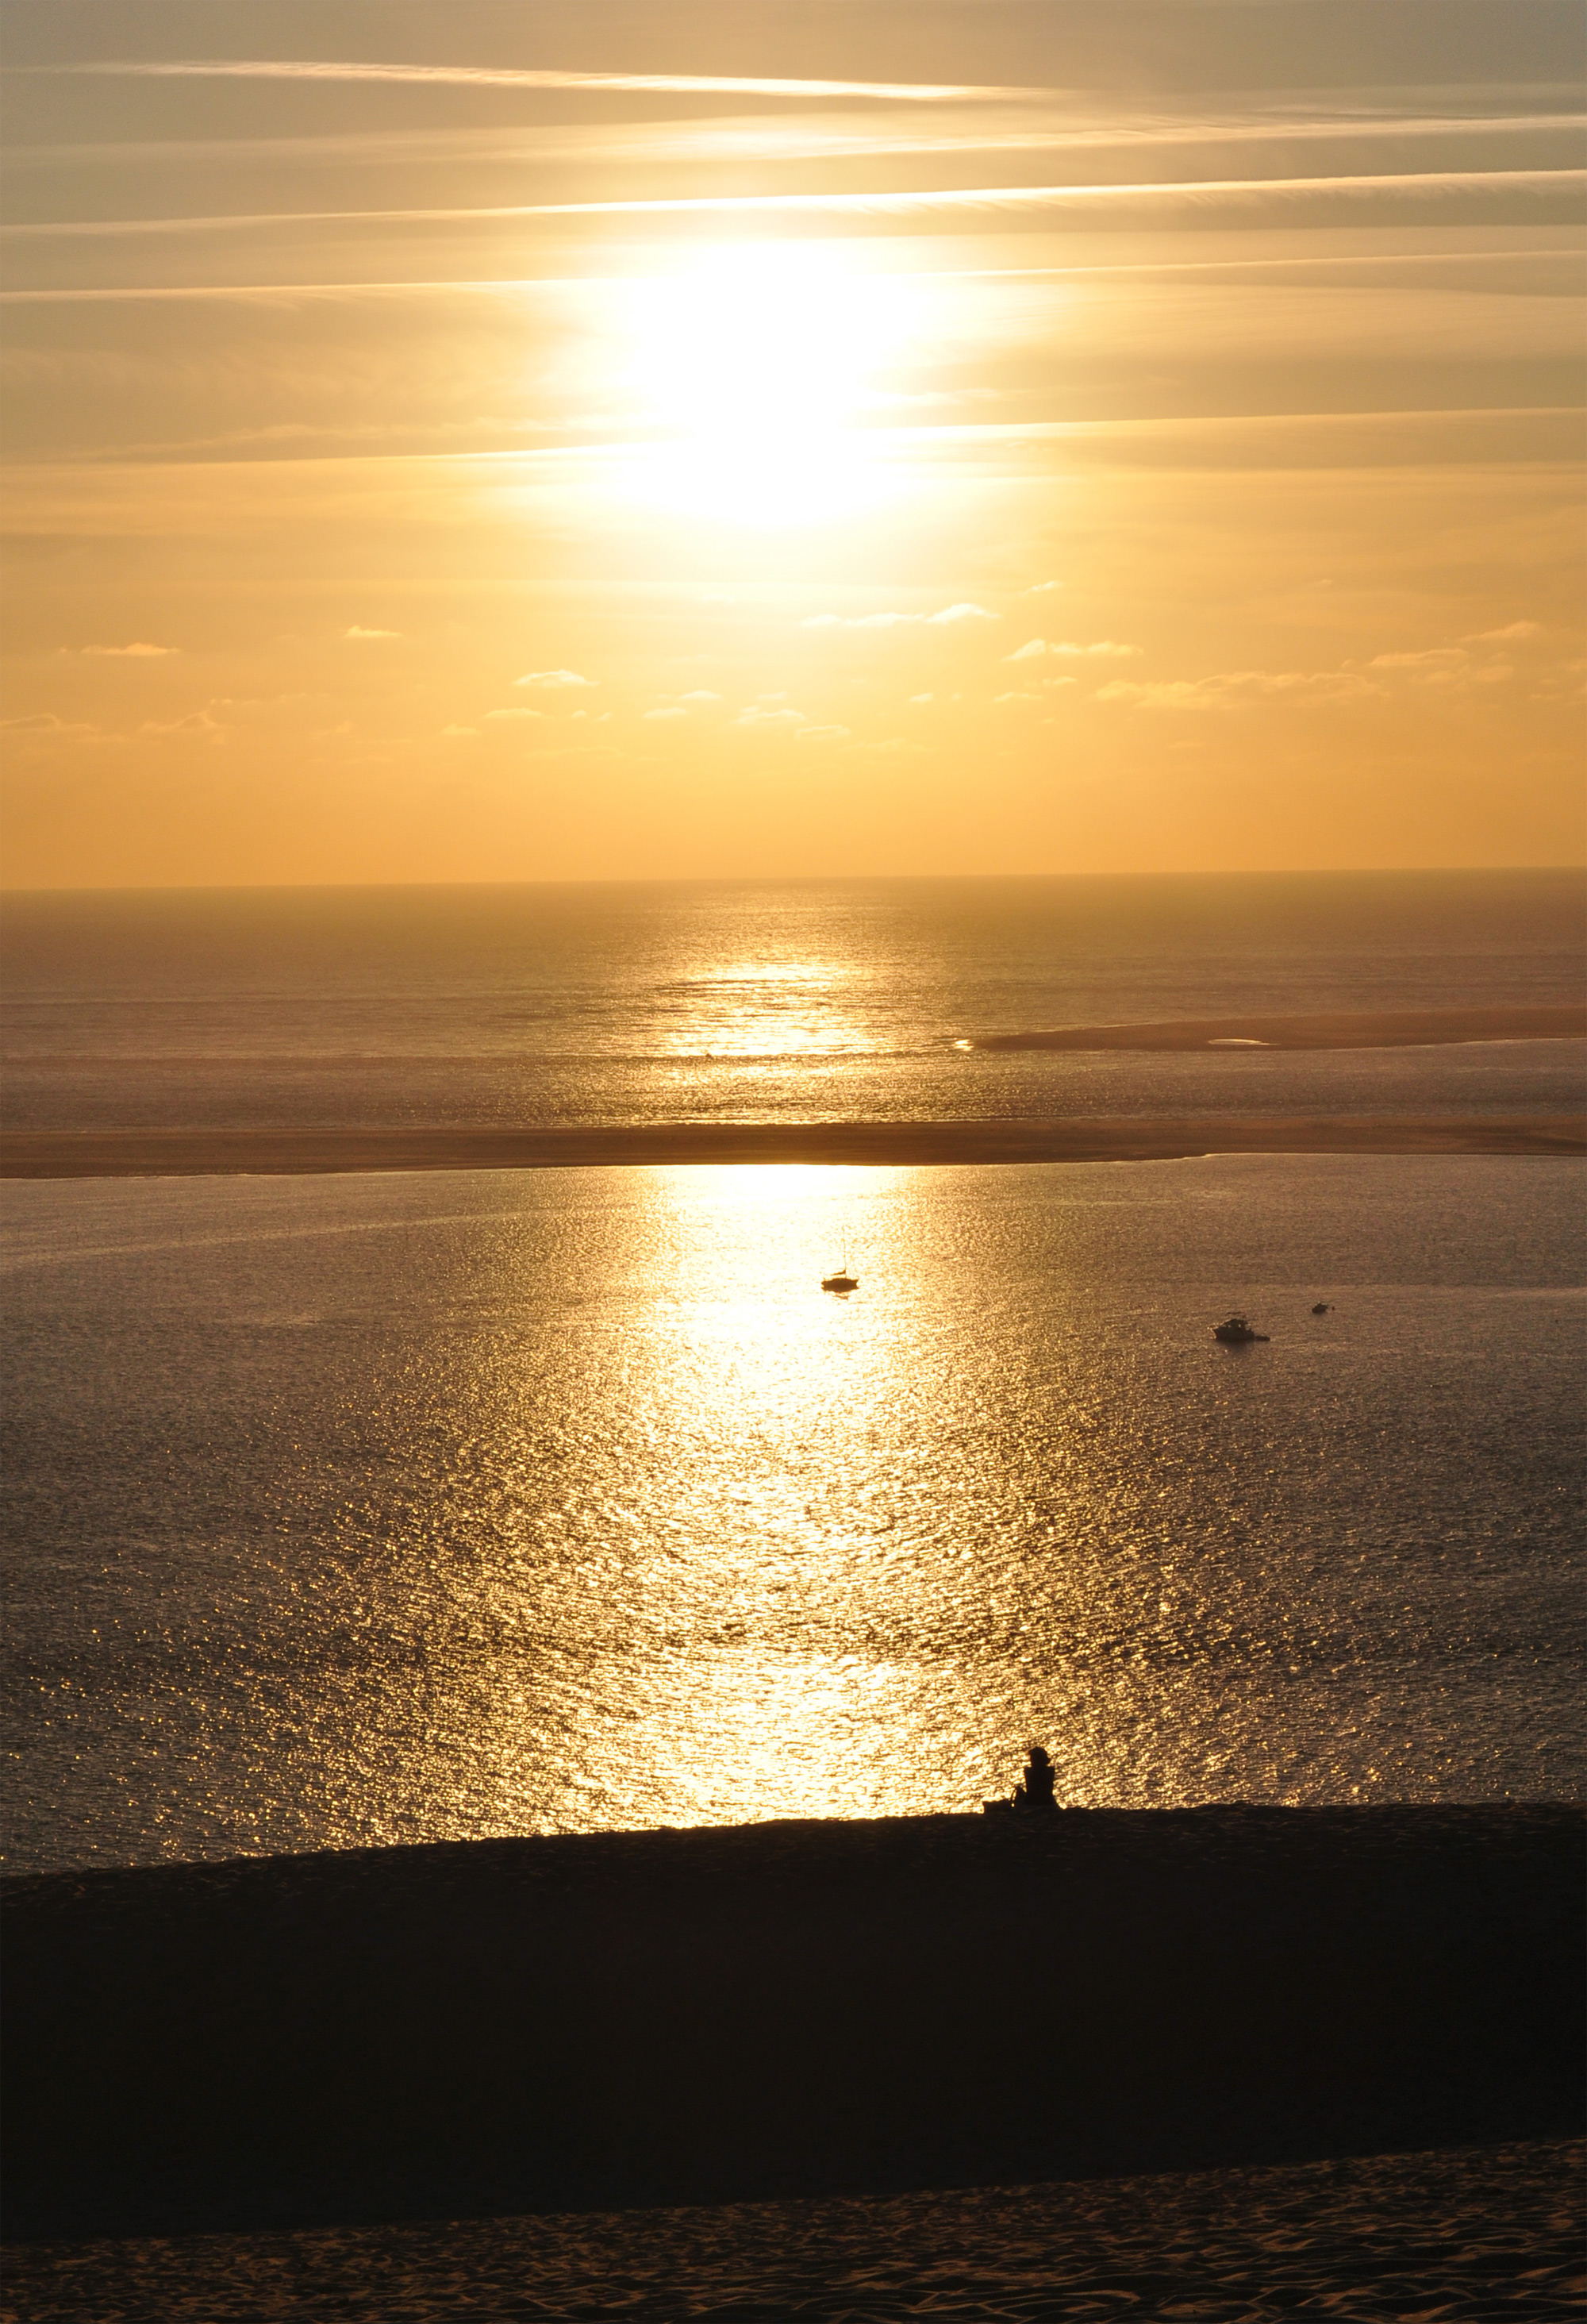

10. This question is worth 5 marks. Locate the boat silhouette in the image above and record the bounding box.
[1212,1314,1269,1344]
[821,1249,859,1293]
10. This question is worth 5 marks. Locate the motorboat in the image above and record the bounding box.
[821,1266,859,1293]
[1212,1314,1269,1343]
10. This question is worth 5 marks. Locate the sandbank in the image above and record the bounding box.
[2,1113,1583,1179]
[964,1002,1587,1051]
[4,1806,1581,2246]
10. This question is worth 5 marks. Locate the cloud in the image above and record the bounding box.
[678,689,721,702]
[1,710,98,733]
[442,724,478,737]
[140,708,225,736]
[1464,621,1541,642]
[1024,581,1064,594]
[40,167,1579,243]
[1366,647,1466,672]
[515,668,595,690]
[908,693,936,703]
[643,706,688,721]
[1005,637,1140,662]
[1042,676,1078,691]
[344,625,399,639]
[733,705,807,728]
[33,61,1024,102]
[794,724,851,743]
[1364,645,1512,688]
[994,691,1042,703]
[851,737,927,755]
[1098,669,1380,710]
[82,641,174,656]
[802,602,997,629]
[526,745,628,765]
[485,706,544,721]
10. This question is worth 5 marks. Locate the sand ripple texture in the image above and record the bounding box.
[6,2140,1581,2324]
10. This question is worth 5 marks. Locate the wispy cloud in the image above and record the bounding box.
[804,603,997,629]
[81,640,175,656]
[10,169,1578,240]
[17,60,1031,102]
[6,247,1578,303]
[1363,646,1513,687]
[515,668,594,690]
[344,625,398,639]
[11,106,1577,179]
[1005,638,1140,660]
[1098,669,1380,709]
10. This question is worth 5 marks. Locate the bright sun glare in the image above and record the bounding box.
[617,244,916,527]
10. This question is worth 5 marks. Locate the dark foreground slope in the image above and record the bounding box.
[4,1807,1581,2243]
[7,2141,1583,2322]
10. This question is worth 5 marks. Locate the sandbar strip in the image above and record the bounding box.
[2,1114,1583,1179]
[963,1003,1587,1051]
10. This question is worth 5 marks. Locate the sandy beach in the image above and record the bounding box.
[5,2137,1581,2322]
[966,1003,1587,1051]
[2,1113,1583,1178]
[5,1807,1580,2252]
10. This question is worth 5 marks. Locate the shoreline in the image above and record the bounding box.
[3,1113,1585,1179]
[963,1003,1587,1051]
[5,1806,1581,2245]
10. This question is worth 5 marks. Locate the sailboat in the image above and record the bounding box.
[821,1245,859,1292]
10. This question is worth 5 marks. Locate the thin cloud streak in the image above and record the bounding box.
[9,169,1578,238]
[2,406,1574,490]
[11,60,1035,102]
[4,248,1578,304]
[6,109,1579,175]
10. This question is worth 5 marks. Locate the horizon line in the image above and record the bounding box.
[5,864,1584,898]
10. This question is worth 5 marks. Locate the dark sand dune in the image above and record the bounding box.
[4,2138,1582,2322]
[4,1809,1581,2250]
[964,1003,1587,1051]
[2,1113,1584,1177]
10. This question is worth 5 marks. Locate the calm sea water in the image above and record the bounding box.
[4,871,1585,1131]
[3,1156,1582,1874]
[2,874,1583,1873]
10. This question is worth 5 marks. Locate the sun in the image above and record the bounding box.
[614,242,915,527]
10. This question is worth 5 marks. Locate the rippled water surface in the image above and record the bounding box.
[4,1156,1582,1873]
[6,871,1584,1131]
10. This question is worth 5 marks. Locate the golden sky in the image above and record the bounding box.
[2,0,1582,885]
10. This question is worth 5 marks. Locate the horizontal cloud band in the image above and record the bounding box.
[8,169,1578,240]
[12,60,1031,102]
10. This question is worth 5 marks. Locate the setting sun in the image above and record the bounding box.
[613,244,923,525]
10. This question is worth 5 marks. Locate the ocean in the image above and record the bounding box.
[2,872,1583,1872]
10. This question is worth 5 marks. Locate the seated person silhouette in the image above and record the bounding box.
[1013,1743,1057,1812]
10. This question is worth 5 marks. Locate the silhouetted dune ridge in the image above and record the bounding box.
[3,1805,1581,2244]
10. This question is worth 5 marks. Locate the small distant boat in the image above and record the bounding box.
[1212,1314,1269,1344]
[1311,1301,1331,1315]
[821,1248,859,1292]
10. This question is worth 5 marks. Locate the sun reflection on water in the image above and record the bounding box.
[6,1157,1581,1872]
